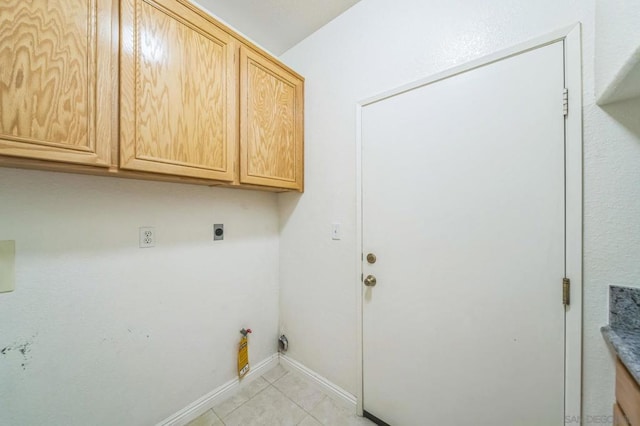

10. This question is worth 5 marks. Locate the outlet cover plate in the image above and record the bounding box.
[139,227,155,248]
[331,223,341,240]
[213,224,224,241]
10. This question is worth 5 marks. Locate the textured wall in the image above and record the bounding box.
[0,169,280,425]
[278,0,640,421]
[595,0,640,100]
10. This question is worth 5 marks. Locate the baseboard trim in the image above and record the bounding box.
[278,354,357,411]
[156,353,279,426]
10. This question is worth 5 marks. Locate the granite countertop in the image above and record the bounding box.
[601,285,640,385]
[601,325,640,383]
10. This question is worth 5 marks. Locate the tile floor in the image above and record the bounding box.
[186,364,376,426]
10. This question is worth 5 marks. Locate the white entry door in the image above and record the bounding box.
[361,41,566,426]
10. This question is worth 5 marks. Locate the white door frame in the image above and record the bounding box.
[354,24,582,423]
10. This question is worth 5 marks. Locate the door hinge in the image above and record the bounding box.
[563,88,569,117]
[562,277,570,306]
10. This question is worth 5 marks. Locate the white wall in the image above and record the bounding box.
[595,0,640,100]
[0,168,280,425]
[278,0,640,421]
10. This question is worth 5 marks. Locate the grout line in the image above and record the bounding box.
[266,366,289,384]
[216,379,272,421]
[270,372,331,425]
[270,384,307,412]
[266,378,326,425]
[270,370,290,385]
[275,369,333,411]
[212,409,224,426]
[304,395,332,426]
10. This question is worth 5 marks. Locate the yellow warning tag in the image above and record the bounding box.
[238,336,249,378]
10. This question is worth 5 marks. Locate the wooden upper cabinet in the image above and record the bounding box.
[120,0,236,181]
[0,0,113,166]
[240,46,304,191]
[0,0,305,191]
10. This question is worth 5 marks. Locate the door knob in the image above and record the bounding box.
[364,275,377,287]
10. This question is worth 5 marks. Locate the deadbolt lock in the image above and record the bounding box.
[366,253,377,264]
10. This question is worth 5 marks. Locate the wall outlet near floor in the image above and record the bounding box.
[139,227,155,248]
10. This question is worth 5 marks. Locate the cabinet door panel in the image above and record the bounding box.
[614,403,630,426]
[120,0,236,180]
[0,0,112,165]
[240,47,303,191]
[616,358,640,426]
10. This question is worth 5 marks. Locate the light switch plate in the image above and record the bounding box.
[331,223,341,240]
[0,240,16,293]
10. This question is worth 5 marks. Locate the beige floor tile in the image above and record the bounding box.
[223,386,306,426]
[186,409,223,426]
[272,372,325,411]
[309,397,375,426]
[298,415,323,426]
[212,376,270,418]
[240,376,271,399]
[262,364,288,383]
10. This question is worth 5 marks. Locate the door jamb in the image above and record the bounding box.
[354,24,583,423]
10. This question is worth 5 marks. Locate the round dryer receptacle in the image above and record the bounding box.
[278,334,288,352]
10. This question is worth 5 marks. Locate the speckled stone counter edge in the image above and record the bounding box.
[601,285,640,385]
[601,325,640,384]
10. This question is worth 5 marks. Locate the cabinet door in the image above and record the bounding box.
[616,358,640,426]
[0,0,113,166]
[120,0,236,181]
[240,47,304,191]
[614,403,630,426]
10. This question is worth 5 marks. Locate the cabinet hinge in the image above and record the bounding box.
[562,277,570,306]
[563,88,569,117]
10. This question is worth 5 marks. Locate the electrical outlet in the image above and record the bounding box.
[213,224,224,241]
[139,227,155,248]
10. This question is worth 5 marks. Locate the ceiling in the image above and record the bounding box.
[194,0,362,55]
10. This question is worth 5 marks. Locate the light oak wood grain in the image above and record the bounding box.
[120,0,236,181]
[0,0,112,165]
[0,156,291,192]
[1,0,304,192]
[614,403,631,426]
[616,358,640,426]
[172,0,304,83]
[239,47,304,191]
